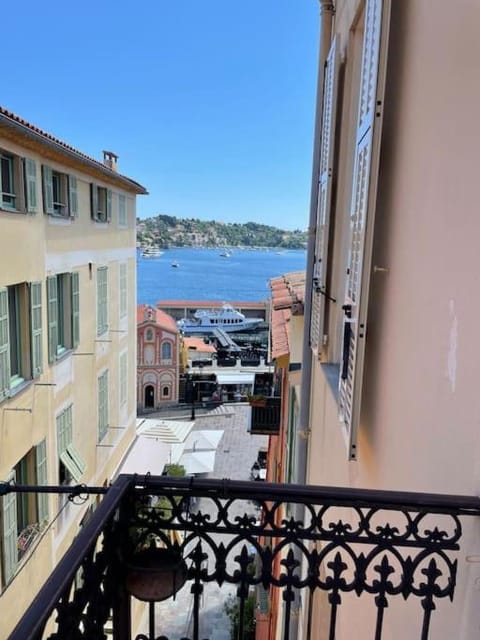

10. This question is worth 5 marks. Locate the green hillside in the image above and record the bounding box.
[137,215,307,249]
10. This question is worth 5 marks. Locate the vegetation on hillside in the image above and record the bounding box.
[137,214,307,249]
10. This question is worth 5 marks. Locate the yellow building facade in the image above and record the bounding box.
[0,107,146,635]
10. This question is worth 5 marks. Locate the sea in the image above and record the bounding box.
[137,247,307,305]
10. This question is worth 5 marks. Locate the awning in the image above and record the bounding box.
[183,430,224,452]
[136,419,194,442]
[117,437,181,476]
[178,451,216,475]
[216,372,255,386]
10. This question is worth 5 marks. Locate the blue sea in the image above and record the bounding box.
[137,247,307,305]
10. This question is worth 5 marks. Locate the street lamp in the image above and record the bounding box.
[190,380,196,421]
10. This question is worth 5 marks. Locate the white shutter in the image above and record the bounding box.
[338,0,391,460]
[68,175,78,217]
[35,440,49,524]
[1,472,17,584]
[311,37,340,353]
[30,282,43,378]
[25,158,38,213]
[42,165,54,215]
[97,267,108,336]
[0,288,10,402]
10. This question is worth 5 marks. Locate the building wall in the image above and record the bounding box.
[137,320,179,410]
[0,129,142,635]
[305,1,480,638]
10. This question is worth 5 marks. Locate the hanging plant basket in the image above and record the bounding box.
[125,546,188,602]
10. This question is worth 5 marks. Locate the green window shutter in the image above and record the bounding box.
[98,371,109,441]
[24,158,38,213]
[106,189,112,222]
[56,410,66,455]
[65,405,73,445]
[71,272,80,348]
[68,175,78,218]
[35,440,48,524]
[2,471,18,584]
[90,183,98,220]
[118,194,126,226]
[30,282,43,378]
[42,165,54,215]
[119,263,127,318]
[47,276,58,363]
[120,351,127,406]
[97,267,108,336]
[0,288,10,401]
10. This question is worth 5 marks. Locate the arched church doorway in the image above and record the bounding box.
[145,385,155,408]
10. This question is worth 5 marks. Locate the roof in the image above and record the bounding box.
[184,337,217,353]
[0,106,147,195]
[270,271,306,361]
[137,305,179,333]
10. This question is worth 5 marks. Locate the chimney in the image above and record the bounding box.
[103,150,118,172]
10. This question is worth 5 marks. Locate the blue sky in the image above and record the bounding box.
[5,1,319,230]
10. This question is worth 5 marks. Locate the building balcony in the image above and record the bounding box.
[249,396,281,435]
[6,475,480,640]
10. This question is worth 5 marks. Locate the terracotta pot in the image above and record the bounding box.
[125,547,188,602]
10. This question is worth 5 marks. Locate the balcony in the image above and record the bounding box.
[6,475,480,640]
[249,397,281,435]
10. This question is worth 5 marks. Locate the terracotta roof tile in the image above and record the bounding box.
[0,106,147,194]
[137,305,178,333]
[184,337,217,353]
[269,271,306,360]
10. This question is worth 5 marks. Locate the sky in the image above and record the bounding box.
[4,1,320,231]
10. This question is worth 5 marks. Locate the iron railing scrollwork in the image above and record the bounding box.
[7,475,480,640]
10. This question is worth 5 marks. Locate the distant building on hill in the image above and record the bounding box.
[137,305,179,411]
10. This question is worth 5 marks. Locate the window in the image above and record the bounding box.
[161,341,172,361]
[0,152,37,213]
[119,263,127,318]
[162,385,169,398]
[0,282,43,402]
[145,328,154,342]
[91,184,112,222]
[57,405,85,484]
[42,166,78,217]
[119,351,127,406]
[118,194,127,227]
[98,370,109,441]
[1,442,48,586]
[96,267,108,336]
[47,272,80,363]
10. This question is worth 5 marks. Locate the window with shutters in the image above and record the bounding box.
[91,184,112,222]
[56,404,85,485]
[119,351,127,407]
[0,282,43,401]
[96,267,109,336]
[119,262,127,319]
[42,166,78,217]
[1,443,48,586]
[98,370,109,441]
[118,194,127,227]
[0,151,37,213]
[47,272,80,362]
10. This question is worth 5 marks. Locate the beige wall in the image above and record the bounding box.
[0,133,142,634]
[306,1,480,638]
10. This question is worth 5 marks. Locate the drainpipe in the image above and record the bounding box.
[288,2,334,639]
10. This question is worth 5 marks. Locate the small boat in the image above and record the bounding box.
[177,304,263,333]
[171,260,179,268]
[219,250,231,258]
[141,247,163,258]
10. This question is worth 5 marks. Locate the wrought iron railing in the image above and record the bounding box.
[249,397,281,435]
[6,475,480,640]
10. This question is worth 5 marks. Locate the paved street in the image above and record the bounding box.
[138,403,268,640]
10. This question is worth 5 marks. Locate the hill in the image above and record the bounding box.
[137,215,307,249]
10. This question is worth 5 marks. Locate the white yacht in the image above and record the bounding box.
[141,247,163,258]
[177,304,263,333]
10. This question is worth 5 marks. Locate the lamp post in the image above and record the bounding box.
[190,380,196,421]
